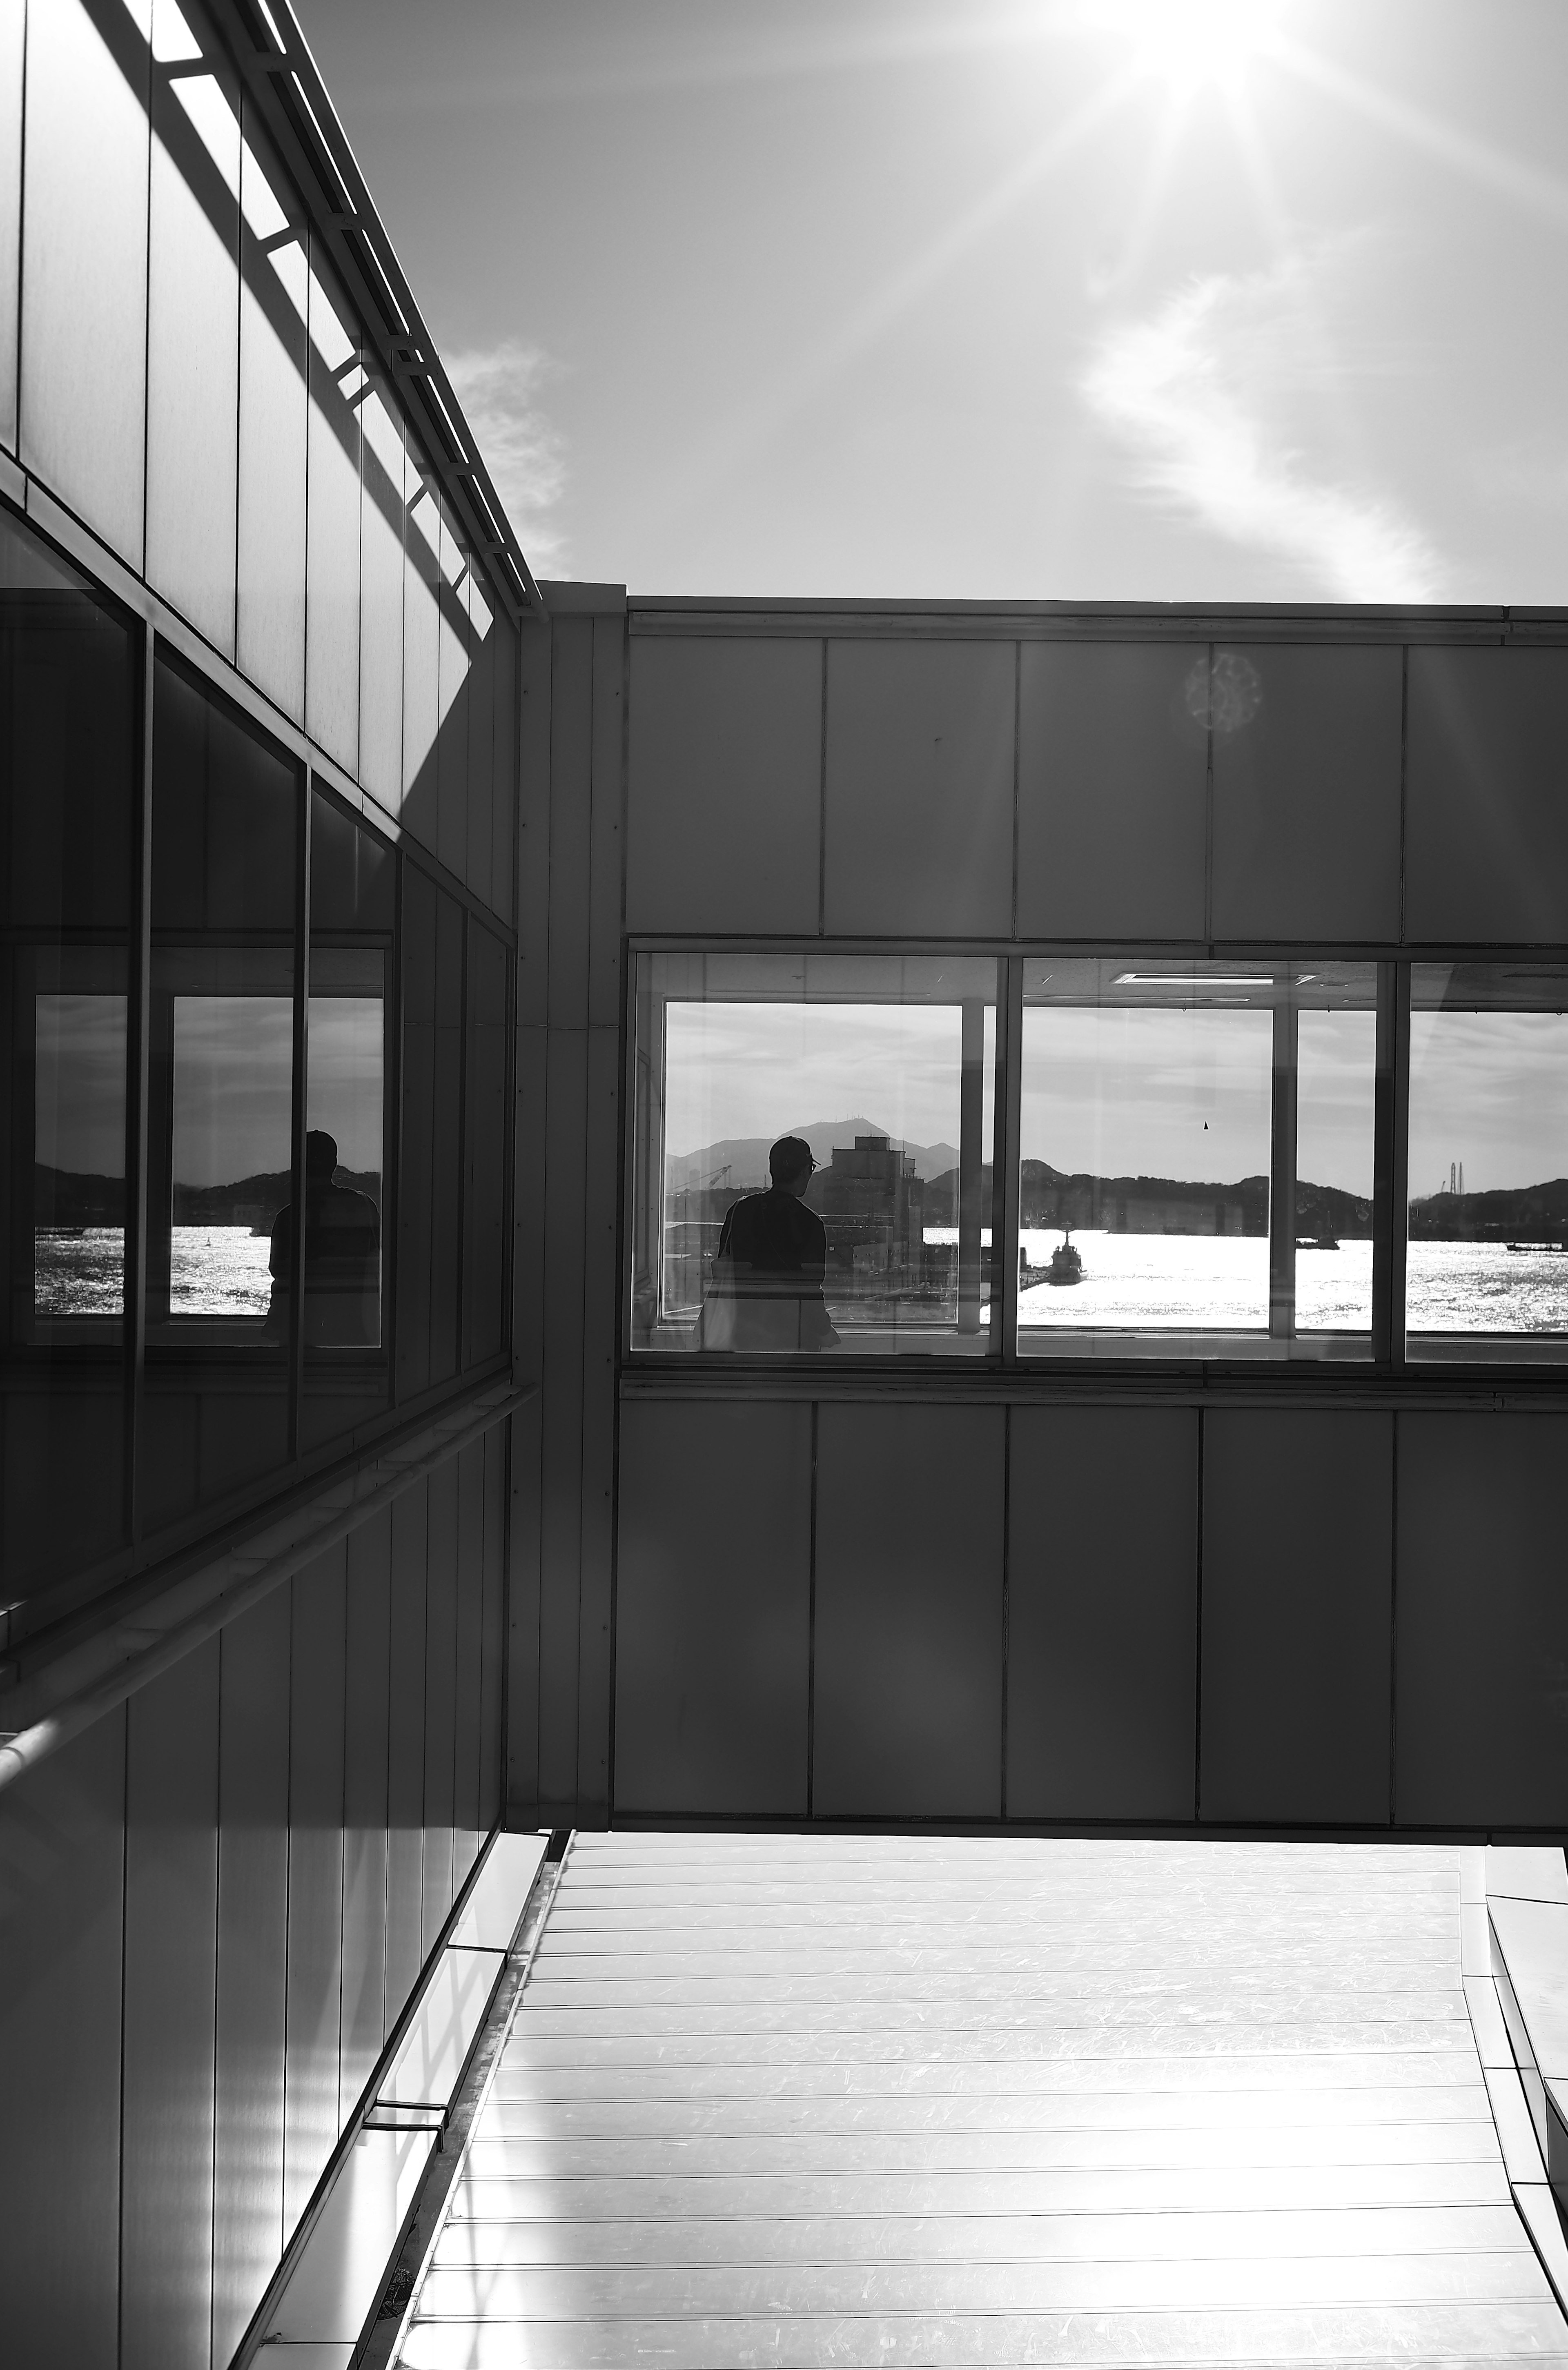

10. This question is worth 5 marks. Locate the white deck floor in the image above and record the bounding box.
[400,1834,1568,2366]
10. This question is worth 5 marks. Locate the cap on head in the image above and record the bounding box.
[305,1129,339,1178]
[769,1134,814,1185]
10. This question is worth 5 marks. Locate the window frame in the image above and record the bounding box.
[622,937,1568,1383]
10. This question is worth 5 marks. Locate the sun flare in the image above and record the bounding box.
[1081,0,1287,98]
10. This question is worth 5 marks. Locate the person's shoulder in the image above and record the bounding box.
[326,1184,380,1223]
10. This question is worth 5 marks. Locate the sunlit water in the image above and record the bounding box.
[35,1227,1568,1340]
[33,1228,125,1315]
[169,1227,274,1316]
[1017,1230,1568,1337]
[34,1226,275,1318]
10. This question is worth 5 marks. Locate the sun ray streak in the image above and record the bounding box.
[1276,33,1568,232]
[1090,85,1200,298]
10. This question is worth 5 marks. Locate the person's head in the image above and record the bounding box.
[305,1129,339,1183]
[769,1136,815,1197]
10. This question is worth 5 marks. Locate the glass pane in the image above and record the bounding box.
[1294,1004,1377,1339]
[1018,960,1377,1361]
[34,978,127,1319]
[152,654,296,930]
[302,796,394,1452]
[169,986,292,1321]
[0,507,134,1614]
[304,953,384,1346]
[1408,964,1568,1361]
[143,658,296,1535]
[631,952,1000,1357]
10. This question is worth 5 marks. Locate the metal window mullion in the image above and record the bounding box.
[455,904,470,1369]
[1268,991,1297,1342]
[123,624,156,1547]
[384,842,404,1392]
[1380,962,1411,1372]
[996,955,1025,1367]
[287,768,313,1455]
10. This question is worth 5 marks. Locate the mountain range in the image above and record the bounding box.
[668,1119,959,1189]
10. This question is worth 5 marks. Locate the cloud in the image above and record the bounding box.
[445,340,568,577]
[1082,258,1445,601]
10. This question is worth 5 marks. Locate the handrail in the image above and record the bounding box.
[0,1380,534,1797]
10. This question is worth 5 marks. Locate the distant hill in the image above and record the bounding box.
[35,1163,124,1226]
[169,1167,380,1228]
[1410,1179,1568,1242]
[30,1163,382,1233]
[668,1120,959,1191]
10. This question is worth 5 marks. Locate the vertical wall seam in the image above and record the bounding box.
[139,13,152,575]
[335,1538,351,2147]
[116,1704,131,2370]
[1010,640,1021,944]
[806,1401,819,1822]
[125,621,156,1548]
[817,637,828,938]
[1193,1409,1205,1823]
[570,626,594,1817]
[1203,641,1215,948]
[14,0,28,455]
[605,617,633,1818]
[454,907,470,1368]
[1000,1403,1011,1822]
[1398,643,1410,947]
[228,67,241,664]
[352,318,364,795]
[396,428,407,810]
[279,1571,296,2259]
[1388,1411,1399,1828]
[207,1627,225,2370]
[301,227,313,760]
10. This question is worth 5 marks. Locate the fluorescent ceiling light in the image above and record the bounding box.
[1113,972,1274,987]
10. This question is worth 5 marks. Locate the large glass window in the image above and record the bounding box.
[1,505,136,1608]
[302,791,395,1450]
[1018,960,1378,1360]
[143,655,298,1532]
[1408,965,1568,1361]
[631,953,999,1356]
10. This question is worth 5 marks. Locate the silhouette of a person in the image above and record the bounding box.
[267,1129,381,1345]
[713,1134,839,1352]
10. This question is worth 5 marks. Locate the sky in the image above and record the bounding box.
[660,998,1383,1191]
[299,0,1568,601]
[664,1002,986,1168]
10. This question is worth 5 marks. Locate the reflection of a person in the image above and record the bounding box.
[267,1129,381,1345]
[714,1135,839,1352]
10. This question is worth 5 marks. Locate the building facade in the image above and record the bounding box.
[5,4,1568,2366]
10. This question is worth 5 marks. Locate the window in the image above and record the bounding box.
[142,653,298,1530]
[303,791,395,1450]
[1017,960,1378,1359]
[631,953,999,1357]
[1407,964,1568,1361]
[1,504,136,1601]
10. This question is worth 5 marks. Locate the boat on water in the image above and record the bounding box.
[1046,1230,1083,1286]
[1296,1234,1340,1251]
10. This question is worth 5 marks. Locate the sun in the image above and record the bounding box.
[1079,0,1287,99]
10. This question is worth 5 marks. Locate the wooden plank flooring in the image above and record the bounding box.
[399,1835,1568,2366]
